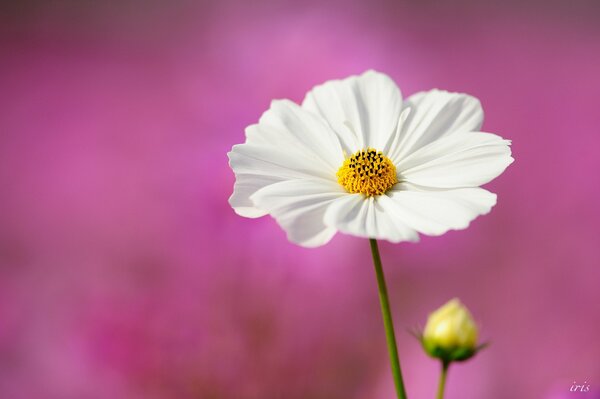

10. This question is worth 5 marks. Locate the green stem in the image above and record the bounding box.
[436,362,449,399]
[369,239,408,399]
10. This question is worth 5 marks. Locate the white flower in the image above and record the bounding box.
[228,70,513,247]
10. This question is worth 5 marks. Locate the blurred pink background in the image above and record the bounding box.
[1,1,599,398]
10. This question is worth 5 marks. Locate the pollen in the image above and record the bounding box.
[336,148,398,196]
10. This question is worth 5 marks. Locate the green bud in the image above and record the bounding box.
[419,298,485,363]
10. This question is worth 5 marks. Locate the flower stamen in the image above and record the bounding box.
[337,148,398,196]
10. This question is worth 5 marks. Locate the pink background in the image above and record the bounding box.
[1,1,599,398]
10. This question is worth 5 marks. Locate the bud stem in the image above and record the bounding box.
[369,239,408,399]
[436,361,450,399]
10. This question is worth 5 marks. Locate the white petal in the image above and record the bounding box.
[259,99,344,170]
[228,100,344,218]
[250,179,347,247]
[302,70,403,152]
[382,107,412,157]
[398,132,513,188]
[383,184,497,236]
[323,195,419,243]
[229,174,278,218]
[388,90,484,163]
[228,142,289,218]
[228,140,332,217]
[229,141,334,181]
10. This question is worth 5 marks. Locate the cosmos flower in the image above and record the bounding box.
[228,70,513,247]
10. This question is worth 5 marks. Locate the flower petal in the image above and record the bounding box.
[228,138,333,217]
[382,183,497,236]
[228,99,344,218]
[229,173,278,218]
[250,179,347,247]
[323,195,419,243]
[258,99,344,171]
[302,70,403,152]
[398,132,513,188]
[388,90,484,163]
[229,140,334,181]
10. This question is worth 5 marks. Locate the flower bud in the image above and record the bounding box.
[421,298,480,363]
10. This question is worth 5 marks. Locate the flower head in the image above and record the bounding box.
[421,298,481,362]
[228,70,513,247]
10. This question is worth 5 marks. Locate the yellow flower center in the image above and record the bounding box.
[336,148,398,196]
